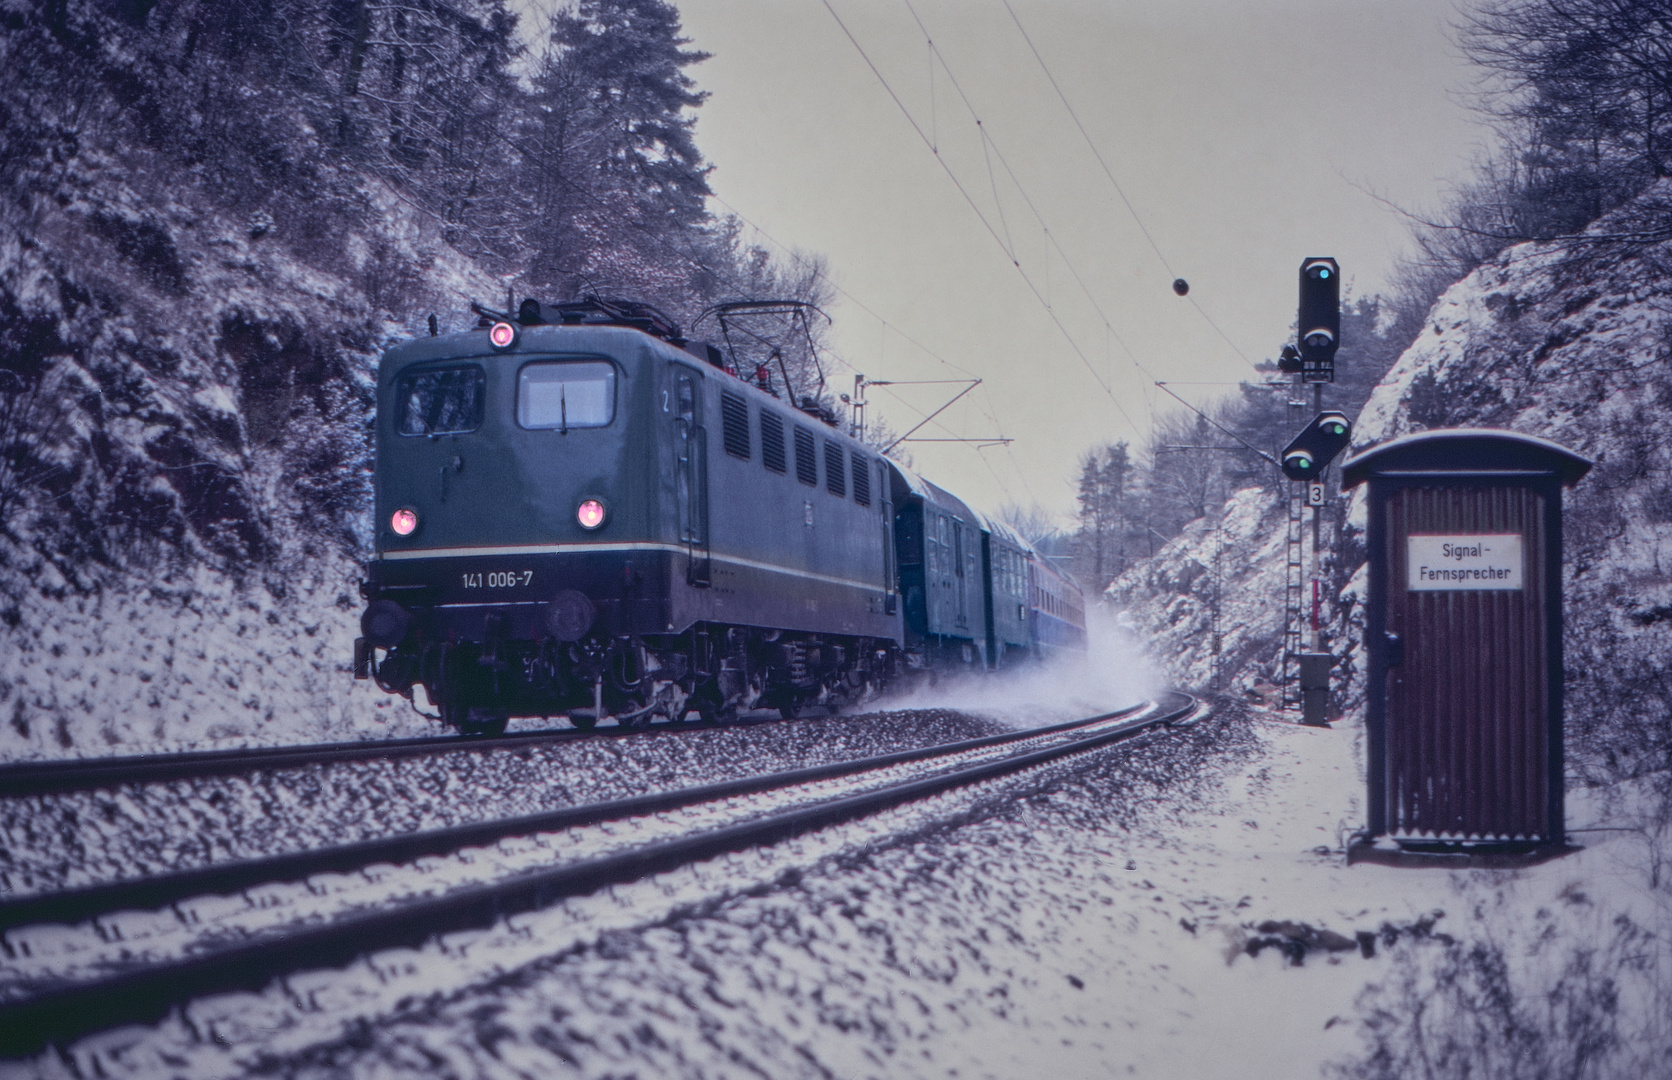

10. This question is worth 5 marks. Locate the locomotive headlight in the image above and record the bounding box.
[390,507,419,536]
[576,499,606,530]
[489,321,518,350]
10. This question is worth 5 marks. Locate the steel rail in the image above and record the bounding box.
[0,710,812,798]
[0,702,1150,930]
[0,695,1198,1056]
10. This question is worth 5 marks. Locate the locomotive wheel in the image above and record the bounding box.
[439,667,508,737]
[609,690,655,729]
[457,709,510,737]
[567,710,599,732]
[692,681,737,726]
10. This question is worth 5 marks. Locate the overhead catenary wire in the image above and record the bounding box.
[897,0,1246,393]
[1001,0,1256,371]
[820,0,1147,441]
[540,175,1017,483]
[703,191,1037,503]
[899,0,1149,373]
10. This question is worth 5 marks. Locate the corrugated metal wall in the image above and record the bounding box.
[1384,485,1549,840]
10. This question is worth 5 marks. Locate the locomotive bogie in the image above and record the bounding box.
[362,621,892,730]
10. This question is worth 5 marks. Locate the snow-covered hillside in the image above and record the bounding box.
[0,32,497,758]
[1113,182,1672,800]
[1105,486,1295,699]
[1341,182,1672,794]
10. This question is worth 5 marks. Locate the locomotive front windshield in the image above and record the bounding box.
[395,365,486,436]
[518,360,616,430]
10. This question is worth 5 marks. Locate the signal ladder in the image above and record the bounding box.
[1281,389,1308,709]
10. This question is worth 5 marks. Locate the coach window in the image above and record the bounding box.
[517,360,616,430]
[396,364,486,436]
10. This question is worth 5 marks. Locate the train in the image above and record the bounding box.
[354,296,1087,734]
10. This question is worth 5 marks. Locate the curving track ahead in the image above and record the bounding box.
[0,695,1200,1057]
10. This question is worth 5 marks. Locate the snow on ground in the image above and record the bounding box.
[0,562,430,763]
[0,712,1132,1002]
[4,704,1666,1077]
[0,708,999,896]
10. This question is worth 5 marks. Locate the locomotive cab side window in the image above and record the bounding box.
[517,360,616,430]
[395,365,486,436]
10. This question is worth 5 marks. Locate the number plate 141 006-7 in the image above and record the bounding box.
[461,571,533,589]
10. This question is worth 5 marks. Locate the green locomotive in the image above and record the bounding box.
[355,298,1084,734]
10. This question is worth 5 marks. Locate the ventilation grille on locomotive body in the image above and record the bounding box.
[794,427,817,486]
[721,391,750,459]
[852,454,870,506]
[824,441,846,497]
[761,412,787,473]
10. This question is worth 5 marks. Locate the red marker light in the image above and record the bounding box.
[489,321,517,349]
[390,507,418,536]
[577,499,606,530]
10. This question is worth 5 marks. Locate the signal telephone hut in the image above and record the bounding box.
[1342,429,1590,854]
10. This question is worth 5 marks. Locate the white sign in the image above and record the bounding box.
[1307,482,1325,507]
[1407,534,1524,591]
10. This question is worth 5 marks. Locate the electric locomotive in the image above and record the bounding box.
[354,297,1086,734]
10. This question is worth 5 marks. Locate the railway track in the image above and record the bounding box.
[0,711,809,798]
[0,694,1200,1056]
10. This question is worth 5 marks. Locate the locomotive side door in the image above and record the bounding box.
[952,519,969,628]
[671,365,711,586]
[879,461,897,616]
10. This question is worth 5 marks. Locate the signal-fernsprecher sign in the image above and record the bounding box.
[1407,534,1524,591]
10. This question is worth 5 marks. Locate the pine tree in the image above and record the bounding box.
[1074,442,1131,595]
[522,0,714,302]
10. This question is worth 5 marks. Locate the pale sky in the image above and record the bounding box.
[657,1,1484,523]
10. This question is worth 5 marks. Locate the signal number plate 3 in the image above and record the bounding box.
[462,571,533,589]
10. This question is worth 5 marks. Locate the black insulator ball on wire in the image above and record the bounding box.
[1172,278,1190,297]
